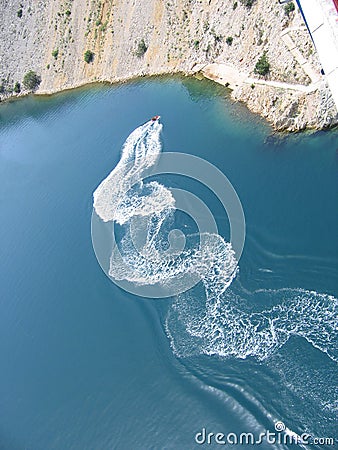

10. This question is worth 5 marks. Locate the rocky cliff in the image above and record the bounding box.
[0,0,337,131]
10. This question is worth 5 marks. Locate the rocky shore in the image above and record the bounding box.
[1,0,337,131]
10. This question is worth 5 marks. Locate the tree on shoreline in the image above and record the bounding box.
[14,82,21,93]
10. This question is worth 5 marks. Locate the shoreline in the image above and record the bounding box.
[0,70,181,103]
[1,68,337,133]
[1,0,338,133]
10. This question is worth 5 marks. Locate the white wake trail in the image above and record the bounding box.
[93,120,337,367]
[93,120,170,224]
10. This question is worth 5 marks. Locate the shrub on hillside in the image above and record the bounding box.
[254,52,270,76]
[23,71,41,91]
[284,2,295,16]
[240,0,255,7]
[14,82,21,93]
[84,50,94,63]
[136,39,148,57]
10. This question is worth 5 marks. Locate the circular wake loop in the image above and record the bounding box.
[92,119,245,298]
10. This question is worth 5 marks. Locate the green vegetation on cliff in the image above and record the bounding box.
[136,39,148,57]
[284,2,295,16]
[254,52,270,76]
[84,50,94,63]
[23,71,41,91]
[13,82,21,93]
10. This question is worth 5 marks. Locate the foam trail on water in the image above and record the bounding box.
[94,120,173,224]
[93,120,337,366]
[166,287,338,362]
[94,120,238,289]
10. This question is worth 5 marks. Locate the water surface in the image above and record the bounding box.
[0,77,337,449]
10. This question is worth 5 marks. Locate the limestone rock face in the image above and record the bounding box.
[232,82,338,131]
[0,0,337,131]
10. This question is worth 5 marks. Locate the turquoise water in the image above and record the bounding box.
[0,78,337,449]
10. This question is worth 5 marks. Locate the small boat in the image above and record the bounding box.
[151,115,160,121]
